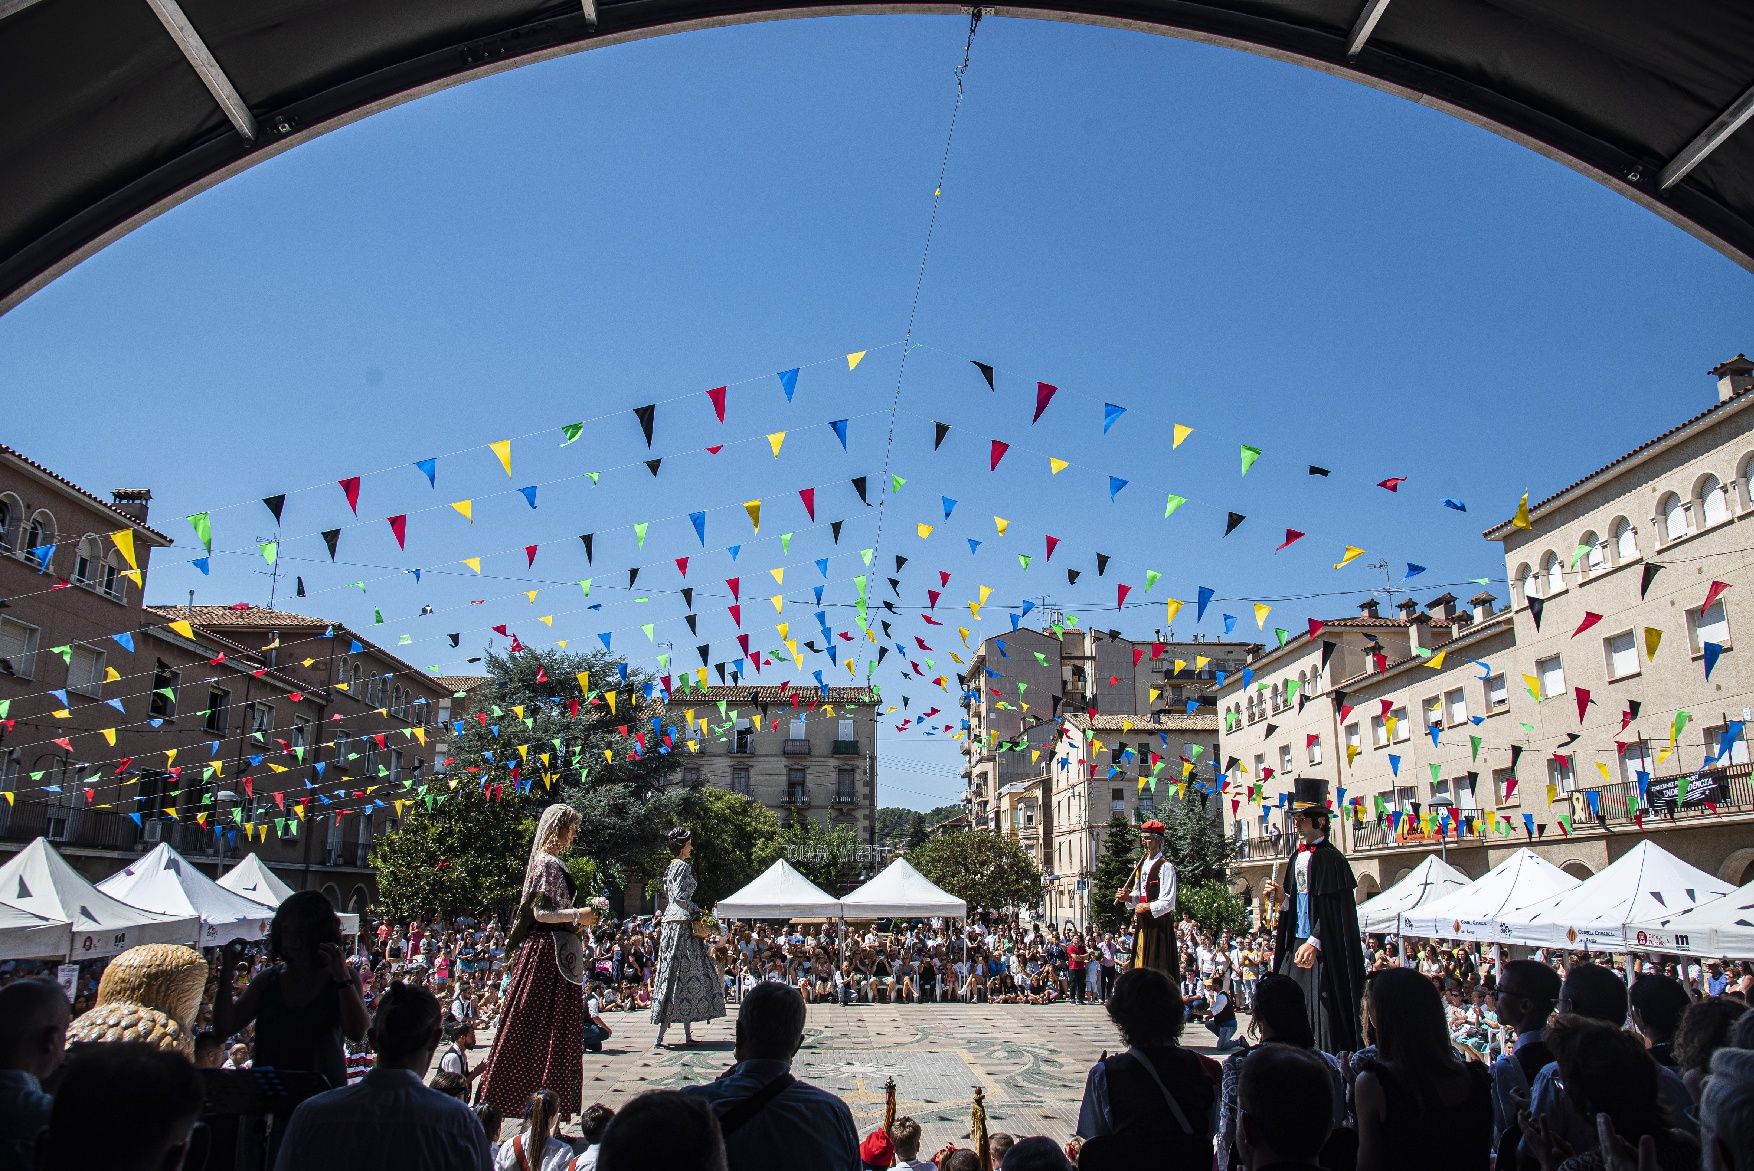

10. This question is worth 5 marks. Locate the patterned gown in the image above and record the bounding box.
[649,858,726,1026]
[478,854,584,1115]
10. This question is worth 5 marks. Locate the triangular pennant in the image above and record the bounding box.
[633,403,656,447]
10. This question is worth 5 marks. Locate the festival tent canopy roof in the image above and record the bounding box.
[713,859,842,920]
[219,853,360,935]
[1399,848,1579,941]
[0,837,198,959]
[1357,853,1473,934]
[1498,840,1734,951]
[99,843,275,947]
[839,858,967,920]
[0,900,74,961]
[1625,877,1754,960]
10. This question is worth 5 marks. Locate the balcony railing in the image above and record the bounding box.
[832,791,857,805]
[0,803,143,852]
[832,740,861,756]
[784,789,811,807]
[782,739,811,756]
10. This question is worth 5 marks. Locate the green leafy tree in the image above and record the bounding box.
[1178,880,1246,936]
[1160,793,1232,887]
[875,806,916,848]
[376,649,685,917]
[905,812,929,849]
[905,829,1042,912]
[754,819,865,893]
[1089,814,1140,934]
[370,787,533,922]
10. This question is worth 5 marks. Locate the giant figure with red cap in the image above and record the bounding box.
[1263,777,1365,1052]
[1113,819,1180,983]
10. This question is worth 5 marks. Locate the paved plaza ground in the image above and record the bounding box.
[470,1001,1246,1152]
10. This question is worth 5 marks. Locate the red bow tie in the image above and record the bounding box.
[1297,842,1319,854]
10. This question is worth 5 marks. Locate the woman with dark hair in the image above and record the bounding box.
[480,804,599,1120]
[215,889,369,1089]
[649,827,725,1047]
[1672,996,1748,1103]
[1073,968,1220,1171]
[1521,1016,1701,1171]
[1355,967,1492,1171]
[1214,973,1348,1170]
[494,1089,571,1171]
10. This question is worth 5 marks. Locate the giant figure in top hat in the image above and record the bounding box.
[1264,777,1365,1052]
[1113,819,1180,983]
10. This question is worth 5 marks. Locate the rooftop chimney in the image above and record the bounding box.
[110,488,151,524]
[1470,591,1497,623]
[1712,354,1754,402]
[1357,598,1381,620]
[1395,598,1420,621]
[1425,593,1459,621]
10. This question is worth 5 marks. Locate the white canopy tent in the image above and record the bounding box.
[1357,854,1473,934]
[1625,878,1754,960]
[1498,840,1734,951]
[714,859,843,920]
[219,853,361,935]
[1400,848,1578,941]
[0,837,198,958]
[839,859,967,920]
[99,843,274,947]
[0,901,72,961]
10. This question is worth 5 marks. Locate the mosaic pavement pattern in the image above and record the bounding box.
[468,1000,1245,1153]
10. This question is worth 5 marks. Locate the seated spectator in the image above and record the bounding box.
[193,1031,224,1069]
[1075,968,1220,1171]
[1355,967,1492,1171]
[496,1089,572,1171]
[938,1151,981,1171]
[584,984,613,1054]
[1192,976,1240,1050]
[1674,997,1748,1103]
[477,1104,506,1153]
[1700,1049,1752,1171]
[680,982,858,1171]
[0,978,71,1168]
[595,1090,727,1171]
[432,1070,471,1101]
[1216,973,1347,1171]
[1630,974,1692,1069]
[35,1041,204,1171]
[1520,1016,1700,1171]
[1234,1044,1336,1171]
[272,981,492,1171]
[1000,1136,1070,1170]
[223,1041,252,1069]
[1490,958,1562,1137]
[572,1102,614,1171]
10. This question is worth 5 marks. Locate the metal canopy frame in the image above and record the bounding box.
[1,0,1751,314]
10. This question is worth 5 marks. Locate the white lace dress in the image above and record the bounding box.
[649,859,726,1026]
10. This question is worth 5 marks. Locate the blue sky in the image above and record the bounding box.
[2,15,1749,811]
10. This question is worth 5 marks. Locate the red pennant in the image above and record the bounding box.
[492,624,509,636]
[1151,642,1166,660]
[927,589,941,609]
[273,791,285,810]
[1703,580,1731,612]
[675,557,689,577]
[990,440,1010,470]
[113,757,133,775]
[339,476,361,514]
[1045,535,1060,560]
[728,604,742,627]
[705,445,724,455]
[799,488,816,521]
[509,634,524,653]
[1571,612,1604,637]
[1575,687,1591,724]
[1621,708,1635,732]
[525,545,539,567]
[535,666,550,683]
[727,577,741,600]
[242,777,254,797]
[1116,583,1131,608]
[1131,647,1145,667]
[1338,704,1355,723]
[1377,477,1407,492]
[1307,618,1325,639]
[1032,382,1058,423]
[939,570,952,587]
[387,514,407,549]
[706,385,727,422]
[288,691,303,703]
[1276,529,1305,550]
[737,633,751,657]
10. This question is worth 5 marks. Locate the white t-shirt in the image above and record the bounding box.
[493,1132,573,1171]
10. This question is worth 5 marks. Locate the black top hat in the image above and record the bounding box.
[1290,776,1330,813]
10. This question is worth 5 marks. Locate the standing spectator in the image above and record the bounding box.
[1215,973,1347,1171]
[495,1089,572,1171]
[1098,933,1120,1003]
[1699,1049,1753,1171]
[272,981,493,1171]
[1066,934,1088,1005]
[1075,968,1220,1170]
[439,1018,485,1089]
[1490,959,1562,1138]
[1520,1016,1700,1171]
[680,983,859,1171]
[1674,998,1749,1104]
[1630,974,1691,1069]
[1354,967,1492,1171]
[0,977,70,1169]
[1234,1045,1336,1171]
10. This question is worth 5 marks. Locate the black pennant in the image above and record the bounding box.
[698,644,710,666]
[633,403,656,447]
[1627,699,1642,721]
[715,663,728,683]
[1224,512,1246,536]
[1068,569,1081,585]
[579,533,594,563]
[262,494,286,524]
[933,421,951,449]
[876,646,890,665]
[321,529,340,561]
[1527,595,1544,631]
[681,587,694,609]
[1095,553,1110,576]
[881,620,894,638]
[448,633,461,648]
[895,555,908,572]
[1308,466,1331,477]
[1640,562,1662,600]
[295,576,306,598]
[685,613,699,635]
[645,458,662,477]
[628,567,640,588]
[887,577,901,596]
[1320,640,1338,669]
[972,360,995,391]
[851,477,869,505]
[1510,744,1524,771]
[830,520,843,543]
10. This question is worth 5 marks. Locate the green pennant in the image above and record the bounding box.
[1239,444,1262,475]
[633,522,648,548]
[1469,735,1482,761]
[1164,494,1188,518]
[560,422,584,445]
[890,474,905,493]
[188,512,212,552]
[1143,569,1161,592]
[259,541,278,566]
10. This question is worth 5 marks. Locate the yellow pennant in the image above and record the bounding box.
[771,594,784,613]
[1333,546,1365,570]
[917,523,934,539]
[463,557,481,574]
[1165,598,1183,626]
[1425,650,1447,669]
[846,351,866,370]
[1172,423,1194,449]
[1253,603,1271,629]
[451,500,473,523]
[1511,492,1532,531]
[1048,457,1069,475]
[744,500,762,533]
[168,619,195,641]
[1643,627,1662,661]
[100,727,117,746]
[767,432,786,459]
[111,529,139,572]
[538,615,553,626]
[994,516,1009,536]
[770,567,784,585]
[490,438,513,476]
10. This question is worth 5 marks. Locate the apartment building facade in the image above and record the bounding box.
[0,444,450,912]
[1219,354,1754,918]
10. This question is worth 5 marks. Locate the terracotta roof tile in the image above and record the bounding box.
[148,604,331,628]
[665,685,877,704]
[1063,712,1218,733]
[0,444,171,543]
[431,675,491,694]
